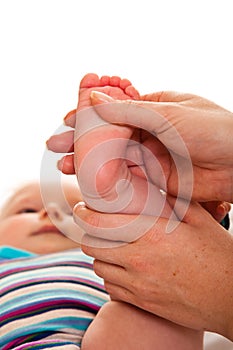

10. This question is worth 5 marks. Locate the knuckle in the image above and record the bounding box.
[93,259,102,276]
[128,254,146,273]
[104,281,115,295]
[86,211,102,231]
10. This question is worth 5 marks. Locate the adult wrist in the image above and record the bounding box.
[217,234,233,340]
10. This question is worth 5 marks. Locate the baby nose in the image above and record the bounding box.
[38,207,50,220]
[38,204,63,221]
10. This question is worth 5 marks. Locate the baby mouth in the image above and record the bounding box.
[32,225,65,236]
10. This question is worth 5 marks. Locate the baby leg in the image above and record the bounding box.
[81,301,203,350]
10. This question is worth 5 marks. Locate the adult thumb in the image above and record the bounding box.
[90,91,189,159]
[90,90,169,134]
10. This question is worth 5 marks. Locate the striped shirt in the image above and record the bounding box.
[0,247,109,349]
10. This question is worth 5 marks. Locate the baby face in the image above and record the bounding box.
[0,181,82,254]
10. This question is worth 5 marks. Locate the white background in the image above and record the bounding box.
[0,1,232,347]
[1,0,233,192]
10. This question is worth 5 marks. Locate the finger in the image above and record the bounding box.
[217,202,231,215]
[104,281,136,305]
[166,196,209,226]
[57,154,75,174]
[90,91,192,160]
[81,235,128,266]
[181,200,224,227]
[140,91,195,103]
[74,203,158,243]
[46,130,74,153]
[90,91,163,132]
[93,259,126,283]
[82,233,129,249]
[64,109,76,127]
[201,201,231,223]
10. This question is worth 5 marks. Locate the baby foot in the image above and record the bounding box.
[77,73,140,111]
[75,74,137,207]
[74,73,173,222]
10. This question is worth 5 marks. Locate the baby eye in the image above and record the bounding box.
[18,208,38,214]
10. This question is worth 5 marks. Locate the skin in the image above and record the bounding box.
[74,75,174,219]
[79,201,233,341]
[46,73,232,343]
[82,301,203,350]
[74,88,233,338]
[48,88,233,203]
[89,90,233,203]
[0,181,81,254]
[47,75,231,220]
[0,179,204,350]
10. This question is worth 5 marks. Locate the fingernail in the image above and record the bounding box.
[64,109,76,127]
[90,91,114,104]
[57,159,64,171]
[217,203,227,216]
[74,201,87,211]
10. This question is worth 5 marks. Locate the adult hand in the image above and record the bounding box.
[46,99,231,226]
[47,108,231,224]
[47,88,233,203]
[77,202,233,340]
[88,90,233,203]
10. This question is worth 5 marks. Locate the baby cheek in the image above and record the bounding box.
[0,216,31,245]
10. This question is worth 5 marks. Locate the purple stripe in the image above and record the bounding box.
[2,276,105,295]
[0,260,93,278]
[1,297,100,323]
